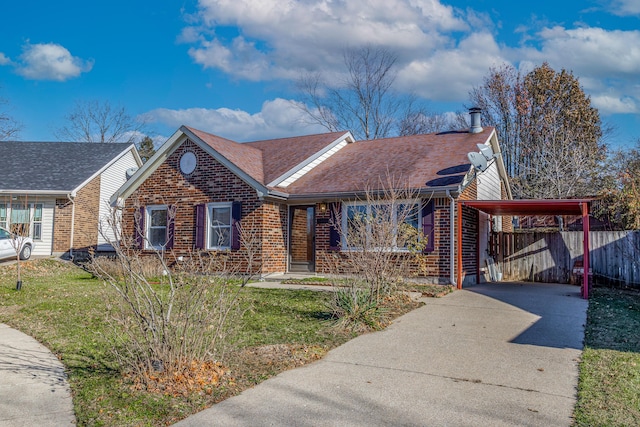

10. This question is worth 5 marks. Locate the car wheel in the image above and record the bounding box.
[19,244,32,260]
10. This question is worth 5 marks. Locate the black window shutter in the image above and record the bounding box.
[166,205,176,249]
[422,200,435,253]
[329,202,341,251]
[136,206,145,249]
[231,201,242,250]
[194,204,205,249]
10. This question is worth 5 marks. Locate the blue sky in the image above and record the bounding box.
[1,0,640,148]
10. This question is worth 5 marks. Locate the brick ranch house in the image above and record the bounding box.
[111,111,512,285]
[0,141,142,258]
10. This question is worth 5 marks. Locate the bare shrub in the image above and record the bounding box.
[324,176,428,329]
[88,203,263,392]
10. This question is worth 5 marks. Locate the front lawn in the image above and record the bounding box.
[0,259,419,426]
[574,286,640,426]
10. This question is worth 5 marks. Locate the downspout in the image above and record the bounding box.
[67,193,76,260]
[446,190,456,286]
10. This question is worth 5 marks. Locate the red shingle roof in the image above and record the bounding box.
[186,126,265,183]
[245,131,347,184]
[284,129,495,195]
[185,126,495,197]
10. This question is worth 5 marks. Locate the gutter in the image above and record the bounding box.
[67,193,76,260]
[283,186,462,204]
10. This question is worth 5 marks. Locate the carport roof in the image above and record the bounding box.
[459,199,592,216]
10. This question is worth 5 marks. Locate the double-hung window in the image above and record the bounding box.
[207,203,232,250]
[146,205,168,249]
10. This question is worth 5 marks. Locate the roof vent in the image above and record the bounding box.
[469,107,483,134]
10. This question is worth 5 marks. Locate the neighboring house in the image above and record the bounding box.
[0,141,142,257]
[112,110,512,285]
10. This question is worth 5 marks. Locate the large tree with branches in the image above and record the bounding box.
[0,90,21,140]
[469,62,606,199]
[297,46,458,140]
[55,99,145,143]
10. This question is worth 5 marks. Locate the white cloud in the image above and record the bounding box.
[0,53,11,66]
[608,0,640,16]
[592,94,638,114]
[185,0,468,81]
[396,32,507,100]
[515,26,640,115]
[524,27,640,79]
[16,43,93,81]
[142,98,326,141]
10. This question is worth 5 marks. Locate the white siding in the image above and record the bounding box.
[277,140,348,188]
[476,161,501,200]
[97,149,140,249]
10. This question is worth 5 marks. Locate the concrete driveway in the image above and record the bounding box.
[175,282,588,427]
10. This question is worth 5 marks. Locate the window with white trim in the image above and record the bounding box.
[0,202,44,240]
[146,205,168,249]
[0,204,7,230]
[207,202,232,250]
[341,200,420,251]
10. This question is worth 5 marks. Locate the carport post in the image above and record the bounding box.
[457,201,463,289]
[581,202,590,299]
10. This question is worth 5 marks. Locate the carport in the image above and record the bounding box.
[457,199,592,299]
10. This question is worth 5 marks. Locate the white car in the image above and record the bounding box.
[0,226,34,261]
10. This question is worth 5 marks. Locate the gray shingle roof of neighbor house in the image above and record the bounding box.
[0,141,134,192]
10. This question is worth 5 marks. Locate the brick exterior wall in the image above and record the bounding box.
[315,197,457,284]
[461,204,479,284]
[123,139,287,274]
[53,175,101,253]
[74,175,101,249]
[53,198,72,252]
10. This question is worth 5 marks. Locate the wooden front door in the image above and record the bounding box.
[289,206,315,272]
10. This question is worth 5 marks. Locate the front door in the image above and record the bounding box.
[289,206,315,272]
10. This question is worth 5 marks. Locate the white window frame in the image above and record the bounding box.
[0,204,7,230]
[207,202,233,250]
[0,202,44,241]
[341,199,420,251]
[145,205,168,250]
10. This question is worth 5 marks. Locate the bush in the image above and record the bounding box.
[328,282,384,332]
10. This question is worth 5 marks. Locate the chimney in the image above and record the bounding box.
[469,107,483,134]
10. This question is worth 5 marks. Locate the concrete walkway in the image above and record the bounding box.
[175,282,588,427]
[0,324,75,426]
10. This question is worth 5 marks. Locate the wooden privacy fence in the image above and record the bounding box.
[497,231,640,287]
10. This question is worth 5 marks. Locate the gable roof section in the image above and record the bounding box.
[0,141,137,194]
[284,128,497,196]
[186,126,265,183]
[245,131,352,185]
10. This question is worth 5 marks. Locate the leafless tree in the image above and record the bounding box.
[298,46,447,140]
[398,110,468,136]
[1,195,37,289]
[0,91,22,140]
[55,99,145,143]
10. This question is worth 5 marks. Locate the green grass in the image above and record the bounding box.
[574,286,640,426]
[0,259,409,426]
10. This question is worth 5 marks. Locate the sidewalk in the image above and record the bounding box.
[0,324,75,426]
[174,282,587,426]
